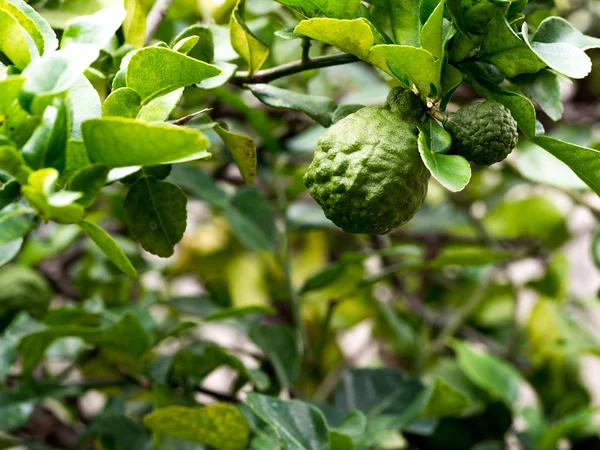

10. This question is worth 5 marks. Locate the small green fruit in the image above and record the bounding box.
[445,101,518,166]
[304,87,430,235]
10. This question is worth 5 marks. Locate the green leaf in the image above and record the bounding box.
[197,61,238,89]
[82,118,211,167]
[453,340,523,406]
[138,89,183,122]
[420,0,445,58]
[123,177,187,258]
[532,135,600,196]
[389,0,421,46]
[102,87,142,118]
[0,145,31,184]
[440,64,462,110]
[215,123,257,184]
[22,169,85,223]
[368,45,437,96]
[523,22,591,79]
[246,393,330,450]
[248,83,338,127]
[418,124,471,192]
[470,76,536,138]
[21,102,68,171]
[0,0,58,55]
[19,43,100,114]
[123,0,145,48]
[295,17,384,60]
[143,404,250,450]
[417,377,472,418]
[204,304,276,321]
[0,7,38,70]
[67,75,102,139]
[513,139,586,190]
[78,220,137,279]
[310,0,362,18]
[230,0,269,74]
[19,312,151,373]
[67,164,109,206]
[481,15,545,78]
[61,6,126,49]
[125,47,221,104]
[511,69,562,121]
[0,203,36,244]
[0,391,35,431]
[171,25,214,62]
[430,118,452,153]
[0,238,22,268]
[249,323,299,388]
[0,76,25,117]
[224,187,278,252]
[533,16,600,50]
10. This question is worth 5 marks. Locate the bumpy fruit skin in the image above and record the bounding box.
[445,101,518,166]
[304,88,430,235]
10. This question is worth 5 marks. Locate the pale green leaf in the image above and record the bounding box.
[533,135,600,196]
[125,47,221,104]
[143,404,250,450]
[215,124,257,185]
[123,0,145,48]
[123,177,187,257]
[67,75,102,139]
[0,238,22,268]
[61,6,126,49]
[533,16,600,51]
[82,118,211,167]
[137,89,183,122]
[0,203,36,245]
[19,43,100,114]
[78,220,137,279]
[418,125,470,192]
[197,61,238,89]
[230,0,269,74]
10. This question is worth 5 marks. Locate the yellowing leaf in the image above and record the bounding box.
[143,404,250,450]
[0,0,57,55]
[0,7,38,69]
[215,124,257,185]
[230,0,269,74]
[125,47,221,104]
[82,118,211,167]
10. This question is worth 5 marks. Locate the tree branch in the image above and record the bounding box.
[230,53,360,85]
[144,0,175,45]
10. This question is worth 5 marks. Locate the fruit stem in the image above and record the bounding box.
[428,108,448,124]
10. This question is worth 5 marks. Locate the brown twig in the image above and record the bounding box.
[144,0,175,45]
[230,53,360,85]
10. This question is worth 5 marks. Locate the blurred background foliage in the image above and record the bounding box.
[2,0,600,449]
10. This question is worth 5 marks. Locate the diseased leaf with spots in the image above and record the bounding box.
[215,123,257,185]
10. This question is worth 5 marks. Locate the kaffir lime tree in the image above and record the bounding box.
[1,0,600,449]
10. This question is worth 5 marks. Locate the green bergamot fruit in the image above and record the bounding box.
[445,101,518,166]
[304,87,430,235]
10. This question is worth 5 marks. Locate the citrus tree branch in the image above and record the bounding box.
[230,53,361,85]
[145,0,175,45]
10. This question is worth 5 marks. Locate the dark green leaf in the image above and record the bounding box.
[123,177,187,258]
[511,70,562,121]
[249,323,299,388]
[248,84,338,127]
[67,164,109,206]
[0,202,36,245]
